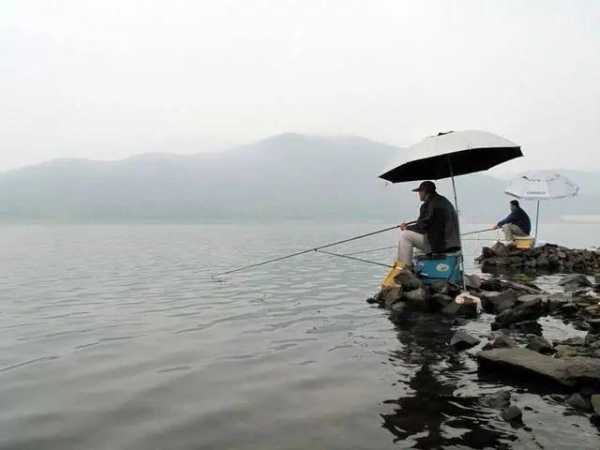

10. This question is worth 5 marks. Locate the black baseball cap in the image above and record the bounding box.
[412,181,436,193]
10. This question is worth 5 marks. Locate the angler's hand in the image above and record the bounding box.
[400,222,408,231]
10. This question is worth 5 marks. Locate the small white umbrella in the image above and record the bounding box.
[505,170,580,237]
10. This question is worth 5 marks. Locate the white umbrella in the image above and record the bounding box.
[505,170,580,238]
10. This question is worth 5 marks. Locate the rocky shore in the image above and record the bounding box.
[477,242,600,274]
[367,247,600,426]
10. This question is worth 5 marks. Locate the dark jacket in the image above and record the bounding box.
[407,193,461,253]
[497,207,531,235]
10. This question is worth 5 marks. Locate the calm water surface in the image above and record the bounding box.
[1,223,599,449]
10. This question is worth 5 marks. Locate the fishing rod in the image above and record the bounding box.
[315,249,393,268]
[214,222,415,277]
[342,227,497,256]
[461,227,496,237]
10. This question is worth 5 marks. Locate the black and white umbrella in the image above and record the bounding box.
[380,130,523,209]
[379,130,523,291]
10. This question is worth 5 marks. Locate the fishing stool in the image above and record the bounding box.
[414,251,463,286]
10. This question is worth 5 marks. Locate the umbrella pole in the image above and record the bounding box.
[448,161,466,291]
[535,200,540,240]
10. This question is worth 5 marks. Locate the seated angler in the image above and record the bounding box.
[493,199,531,241]
[397,181,461,268]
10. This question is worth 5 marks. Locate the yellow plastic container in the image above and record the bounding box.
[513,236,535,249]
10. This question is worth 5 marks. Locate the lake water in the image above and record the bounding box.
[1,223,599,450]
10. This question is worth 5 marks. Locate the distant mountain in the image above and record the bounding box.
[0,133,597,223]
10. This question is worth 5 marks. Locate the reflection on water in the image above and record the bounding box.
[0,224,599,449]
[381,314,515,449]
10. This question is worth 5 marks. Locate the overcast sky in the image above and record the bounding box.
[2,0,599,172]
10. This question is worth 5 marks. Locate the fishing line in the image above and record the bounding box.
[213,222,414,278]
[315,249,393,268]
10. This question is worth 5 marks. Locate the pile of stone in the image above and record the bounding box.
[477,242,600,274]
[366,270,479,320]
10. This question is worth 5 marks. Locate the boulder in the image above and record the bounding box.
[394,270,422,291]
[431,293,453,310]
[559,274,593,291]
[491,298,545,330]
[450,330,481,351]
[501,405,523,422]
[492,242,509,257]
[464,273,482,289]
[478,348,600,387]
[403,287,428,307]
[481,290,518,314]
[567,393,591,411]
[379,287,403,308]
[526,335,554,354]
[555,345,580,359]
[480,390,511,409]
[591,395,600,415]
[483,334,517,350]
[587,319,600,333]
[441,300,478,318]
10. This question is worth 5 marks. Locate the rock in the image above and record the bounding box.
[526,335,554,354]
[491,298,545,330]
[481,290,518,314]
[430,280,449,294]
[464,273,482,289]
[587,319,600,333]
[549,393,564,402]
[403,287,427,304]
[560,274,593,291]
[492,242,509,257]
[559,336,586,347]
[389,302,408,321]
[480,390,511,409]
[555,345,580,359]
[567,393,591,411]
[517,294,549,306]
[441,300,478,318]
[366,296,379,304]
[557,302,578,317]
[501,405,523,422]
[431,293,453,309]
[483,334,517,350]
[394,270,422,291]
[450,330,481,351]
[591,395,600,415]
[477,348,600,387]
[379,287,403,308]
[480,278,503,292]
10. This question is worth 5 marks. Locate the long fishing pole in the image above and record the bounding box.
[461,227,496,237]
[315,249,393,268]
[342,227,497,256]
[214,222,414,277]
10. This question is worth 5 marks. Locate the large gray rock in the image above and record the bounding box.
[478,348,600,387]
[501,405,523,422]
[526,335,554,354]
[379,287,403,308]
[483,334,517,350]
[450,330,481,351]
[591,395,600,415]
[491,298,545,330]
[394,270,422,291]
[480,390,511,409]
[567,393,591,411]
[480,290,518,314]
[559,274,593,291]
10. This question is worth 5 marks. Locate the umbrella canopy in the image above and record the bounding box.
[380,130,522,182]
[505,171,579,200]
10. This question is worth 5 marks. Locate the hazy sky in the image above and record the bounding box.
[2,0,599,172]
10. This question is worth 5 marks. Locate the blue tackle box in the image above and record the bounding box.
[414,252,463,285]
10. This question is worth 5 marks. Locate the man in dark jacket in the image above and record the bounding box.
[397,181,461,266]
[493,200,531,240]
